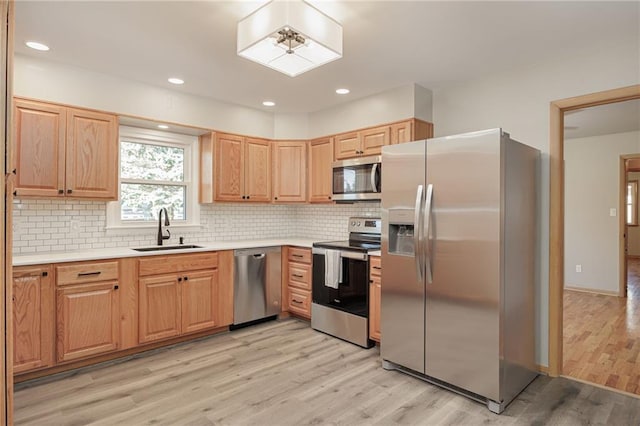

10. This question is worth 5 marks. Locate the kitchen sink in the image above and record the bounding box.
[133,244,203,252]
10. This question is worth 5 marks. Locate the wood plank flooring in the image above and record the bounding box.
[563,258,640,394]
[15,318,640,425]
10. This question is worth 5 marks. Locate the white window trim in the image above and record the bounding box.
[106,126,201,235]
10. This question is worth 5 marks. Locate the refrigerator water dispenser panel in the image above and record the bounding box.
[388,209,417,256]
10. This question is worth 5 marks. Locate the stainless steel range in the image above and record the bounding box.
[311,217,381,348]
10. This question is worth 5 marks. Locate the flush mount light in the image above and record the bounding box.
[336,88,350,95]
[262,101,276,107]
[168,77,184,85]
[26,41,50,51]
[237,0,343,77]
[157,124,169,129]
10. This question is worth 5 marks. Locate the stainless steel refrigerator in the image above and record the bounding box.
[380,128,538,414]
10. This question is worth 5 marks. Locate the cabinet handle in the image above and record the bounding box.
[42,271,48,277]
[370,280,374,283]
[292,299,304,304]
[242,196,246,199]
[328,196,331,200]
[274,197,278,200]
[247,196,250,200]
[67,189,73,194]
[184,276,189,281]
[58,189,64,194]
[13,190,17,197]
[178,277,183,282]
[292,254,303,258]
[114,285,119,290]
[77,271,101,277]
[12,168,16,175]
[373,266,382,270]
[292,274,304,278]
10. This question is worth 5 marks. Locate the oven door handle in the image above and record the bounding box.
[340,251,368,261]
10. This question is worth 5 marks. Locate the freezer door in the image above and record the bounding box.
[381,140,426,374]
[424,129,502,401]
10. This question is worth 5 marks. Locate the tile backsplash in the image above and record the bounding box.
[12,199,381,255]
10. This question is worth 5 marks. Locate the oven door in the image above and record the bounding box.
[332,156,381,201]
[312,247,369,317]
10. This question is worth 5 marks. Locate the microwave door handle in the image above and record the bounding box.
[424,184,433,284]
[370,163,379,193]
[414,184,424,284]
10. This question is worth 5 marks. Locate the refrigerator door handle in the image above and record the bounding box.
[424,183,434,284]
[414,184,424,283]
[370,163,379,193]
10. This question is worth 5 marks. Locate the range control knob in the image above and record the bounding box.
[351,221,356,226]
[357,221,361,226]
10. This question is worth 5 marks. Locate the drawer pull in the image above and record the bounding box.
[292,254,303,258]
[42,271,48,277]
[292,274,304,278]
[292,299,304,304]
[373,266,382,270]
[77,271,101,277]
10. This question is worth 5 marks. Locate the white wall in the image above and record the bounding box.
[564,131,640,293]
[13,55,275,138]
[432,39,640,366]
[626,171,640,257]
[308,83,433,138]
[273,113,309,139]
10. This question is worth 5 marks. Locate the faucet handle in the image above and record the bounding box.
[164,229,171,241]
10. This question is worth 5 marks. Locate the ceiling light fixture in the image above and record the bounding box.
[25,41,49,51]
[262,101,276,107]
[237,0,343,77]
[157,124,169,129]
[168,77,184,85]
[336,88,350,95]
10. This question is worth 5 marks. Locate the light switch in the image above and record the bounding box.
[610,208,617,217]
[576,264,582,273]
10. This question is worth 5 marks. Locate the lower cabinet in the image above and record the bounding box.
[139,268,220,343]
[286,247,312,318]
[369,256,381,342]
[56,281,120,362]
[12,265,54,373]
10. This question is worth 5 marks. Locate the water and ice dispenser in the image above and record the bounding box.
[388,209,416,256]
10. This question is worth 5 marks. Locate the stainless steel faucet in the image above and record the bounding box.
[157,207,171,245]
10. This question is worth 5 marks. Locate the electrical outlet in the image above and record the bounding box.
[576,264,582,273]
[610,208,617,217]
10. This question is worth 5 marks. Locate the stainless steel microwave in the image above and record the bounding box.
[332,155,381,202]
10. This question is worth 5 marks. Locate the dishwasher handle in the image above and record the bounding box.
[253,253,266,259]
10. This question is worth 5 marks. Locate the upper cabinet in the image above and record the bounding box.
[273,140,307,203]
[390,119,433,145]
[200,132,271,203]
[13,98,118,200]
[308,137,333,203]
[334,125,390,160]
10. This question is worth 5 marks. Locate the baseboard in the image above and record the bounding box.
[536,364,549,375]
[564,285,619,297]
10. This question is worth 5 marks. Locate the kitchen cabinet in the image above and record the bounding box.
[12,265,54,374]
[13,98,118,199]
[369,256,381,342]
[200,132,271,203]
[138,252,231,344]
[390,118,433,145]
[308,137,334,203]
[55,261,120,362]
[334,125,390,160]
[286,247,312,318]
[273,140,307,203]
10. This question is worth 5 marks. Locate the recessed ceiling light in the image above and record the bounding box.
[168,77,184,85]
[262,101,276,107]
[25,41,49,51]
[336,88,350,95]
[157,124,169,129]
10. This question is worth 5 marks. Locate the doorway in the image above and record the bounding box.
[549,85,640,381]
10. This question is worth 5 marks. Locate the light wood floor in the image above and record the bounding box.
[563,258,640,395]
[15,319,640,425]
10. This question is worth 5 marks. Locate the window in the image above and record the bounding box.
[107,126,199,230]
[626,180,638,226]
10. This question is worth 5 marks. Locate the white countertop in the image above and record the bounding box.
[13,238,319,266]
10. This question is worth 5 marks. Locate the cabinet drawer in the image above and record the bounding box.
[139,252,218,276]
[56,261,119,286]
[288,287,311,318]
[370,256,381,277]
[288,247,311,264]
[288,262,311,290]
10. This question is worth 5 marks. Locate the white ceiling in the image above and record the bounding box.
[564,99,640,139]
[13,1,639,118]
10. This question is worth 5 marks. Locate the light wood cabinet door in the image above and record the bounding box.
[56,281,120,362]
[139,274,181,344]
[273,141,307,203]
[13,99,66,198]
[244,137,271,202]
[215,133,244,201]
[308,137,333,203]
[65,108,118,199]
[334,132,360,160]
[390,121,413,145]
[361,126,390,156]
[369,275,381,342]
[181,269,219,334]
[12,266,54,373]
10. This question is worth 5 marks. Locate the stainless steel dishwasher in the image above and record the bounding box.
[233,246,281,327]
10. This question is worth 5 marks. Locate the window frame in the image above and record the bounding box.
[626,180,638,227]
[106,126,200,233]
